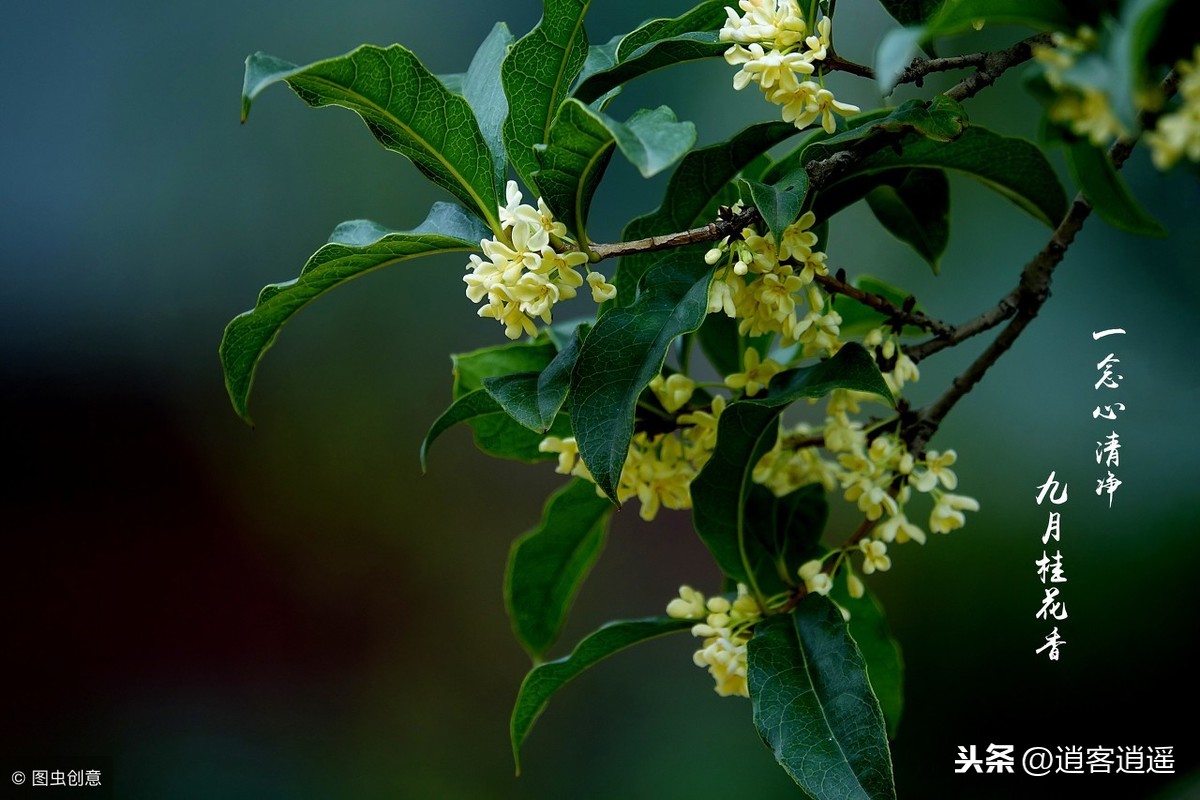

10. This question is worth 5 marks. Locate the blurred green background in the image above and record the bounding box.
[2,1,1198,798]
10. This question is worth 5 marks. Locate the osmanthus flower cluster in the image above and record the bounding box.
[666,584,764,697]
[223,0,1192,794]
[1034,22,1200,171]
[720,0,859,132]
[1146,45,1200,168]
[705,208,842,354]
[464,181,616,339]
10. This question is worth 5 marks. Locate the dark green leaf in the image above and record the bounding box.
[691,344,892,590]
[506,479,613,659]
[1111,0,1174,131]
[419,388,503,471]
[535,101,696,245]
[452,339,573,462]
[464,23,515,193]
[242,47,501,230]
[483,324,588,431]
[762,111,894,184]
[843,126,1068,227]
[502,0,592,194]
[511,616,691,771]
[695,312,771,377]
[803,97,968,163]
[221,203,488,424]
[577,35,622,88]
[617,0,728,59]
[866,168,951,271]
[927,0,1073,35]
[573,0,728,103]
[570,252,714,503]
[830,583,905,739]
[574,33,726,104]
[534,99,616,246]
[740,167,810,242]
[748,596,896,799]
[877,0,942,26]
[742,484,828,596]
[616,120,798,304]
[1066,138,1166,237]
[454,339,558,395]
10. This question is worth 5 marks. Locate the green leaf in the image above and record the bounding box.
[616,120,798,305]
[842,126,1068,227]
[832,274,925,337]
[570,252,714,503]
[506,479,613,659]
[610,106,699,179]
[874,26,927,95]
[574,33,726,105]
[830,583,905,739]
[502,0,592,195]
[464,23,515,193]
[695,312,771,377]
[575,34,623,90]
[742,484,828,596]
[454,339,558,395]
[220,203,488,424]
[1065,138,1166,237]
[573,0,728,104]
[242,47,501,230]
[803,97,968,163]
[419,388,503,471]
[1111,0,1174,132]
[877,0,942,26]
[691,344,893,592]
[510,616,691,771]
[483,324,588,431]
[748,596,896,799]
[535,99,615,247]
[740,167,810,242]
[451,339,573,462]
[535,101,696,246]
[617,0,728,59]
[865,168,951,271]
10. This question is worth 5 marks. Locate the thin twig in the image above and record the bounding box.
[586,206,762,261]
[825,50,988,84]
[814,272,953,336]
[905,69,1181,453]
[584,35,1046,263]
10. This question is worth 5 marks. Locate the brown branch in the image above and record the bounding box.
[813,271,953,336]
[905,69,1181,453]
[944,33,1052,102]
[584,36,1045,264]
[824,50,987,84]
[586,206,762,261]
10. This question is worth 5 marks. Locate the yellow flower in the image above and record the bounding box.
[859,539,891,574]
[649,373,697,413]
[929,492,980,534]
[586,271,616,303]
[725,348,784,397]
[666,585,708,620]
[798,559,832,595]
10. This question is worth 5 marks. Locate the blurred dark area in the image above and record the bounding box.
[2,1,1198,798]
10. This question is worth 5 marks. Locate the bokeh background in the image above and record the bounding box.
[2,1,1198,798]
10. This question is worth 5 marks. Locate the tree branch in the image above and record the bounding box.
[904,69,1181,453]
[814,271,953,336]
[583,35,1045,263]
